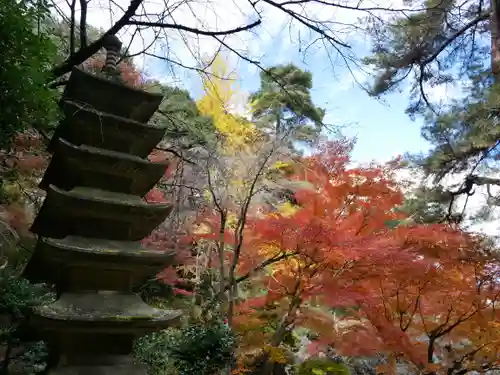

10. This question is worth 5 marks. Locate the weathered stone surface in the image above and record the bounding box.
[31,292,183,356]
[41,139,168,196]
[24,236,176,291]
[28,61,178,374]
[48,355,148,375]
[40,236,174,260]
[36,292,180,323]
[30,186,172,241]
[51,100,166,158]
[62,68,163,123]
[49,364,147,375]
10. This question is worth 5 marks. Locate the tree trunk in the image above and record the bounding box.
[491,0,500,76]
[275,111,281,138]
[259,294,301,375]
[0,343,12,375]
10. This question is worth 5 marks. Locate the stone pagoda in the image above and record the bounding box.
[23,35,181,374]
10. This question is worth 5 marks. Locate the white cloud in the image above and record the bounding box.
[424,81,465,106]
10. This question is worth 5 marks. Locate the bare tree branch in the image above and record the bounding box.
[127,19,262,36]
[51,0,144,79]
[69,0,77,54]
[261,0,350,48]
[79,0,88,48]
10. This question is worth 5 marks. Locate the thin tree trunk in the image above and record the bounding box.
[259,283,302,375]
[0,342,12,375]
[275,111,281,137]
[491,0,500,76]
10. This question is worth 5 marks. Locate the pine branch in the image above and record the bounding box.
[472,176,500,186]
[421,11,490,66]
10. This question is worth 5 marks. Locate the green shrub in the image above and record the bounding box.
[0,267,54,374]
[0,0,59,148]
[134,319,235,375]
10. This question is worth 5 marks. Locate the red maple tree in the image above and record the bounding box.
[357,249,500,374]
[145,137,496,374]
[211,139,474,373]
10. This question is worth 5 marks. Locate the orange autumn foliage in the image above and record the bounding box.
[192,139,479,371]
[360,254,500,374]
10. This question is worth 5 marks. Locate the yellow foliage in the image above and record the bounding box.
[257,243,281,257]
[227,212,240,229]
[197,54,259,152]
[271,161,295,174]
[264,158,301,215]
[202,189,213,202]
[298,360,351,375]
[192,222,211,235]
[263,345,289,364]
[277,201,299,217]
[232,367,251,375]
[233,316,266,333]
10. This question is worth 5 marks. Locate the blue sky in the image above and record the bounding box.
[157,41,432,164]
[80,0,433,164]
[65,0,498,236]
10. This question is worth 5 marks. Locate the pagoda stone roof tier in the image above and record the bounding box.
[62,67,163,123]
[33,292,181,333]
[41,357,148,375]
[24,236,176,289]
[41,139,168,196]
[50,100,166,158]
[30,185,172,241]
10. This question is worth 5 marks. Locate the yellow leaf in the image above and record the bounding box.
[197,54,259,153]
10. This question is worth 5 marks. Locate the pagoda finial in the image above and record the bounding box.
[101,34,123,75]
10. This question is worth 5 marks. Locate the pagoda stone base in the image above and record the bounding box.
[48,355,147,375]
